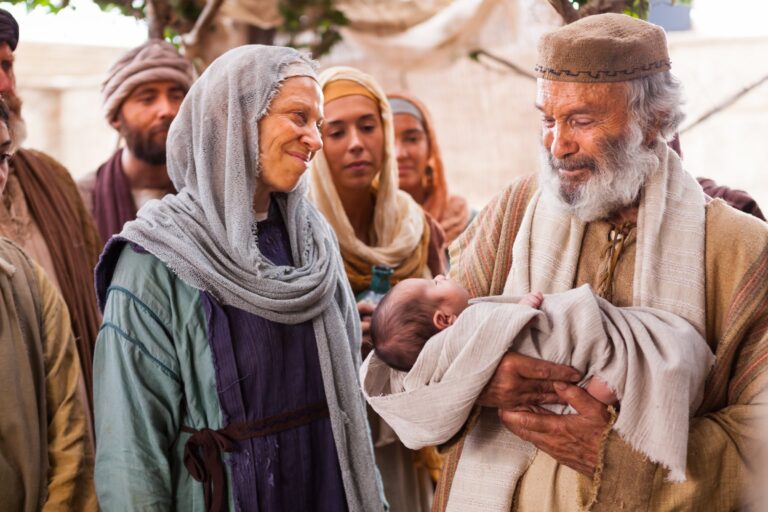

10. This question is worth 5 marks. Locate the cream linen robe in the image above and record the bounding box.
[441,176,768,511]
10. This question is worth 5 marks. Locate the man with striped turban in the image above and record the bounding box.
[78,39,194,245]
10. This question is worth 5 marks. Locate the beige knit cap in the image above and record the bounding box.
[101,39,195,122]
[535,13,671,83]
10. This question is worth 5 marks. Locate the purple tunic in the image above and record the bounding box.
[201,203,348,512]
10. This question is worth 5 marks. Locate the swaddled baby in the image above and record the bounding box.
[370,274,618,405]
[363,274,714,489]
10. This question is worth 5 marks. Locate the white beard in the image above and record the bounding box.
[538,123,660,223]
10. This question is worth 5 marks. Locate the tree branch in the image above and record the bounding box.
[182,0,226,49]
[469,49,537,80]
[680,71,768,135]
[580,0,627,17]
[144,0,170,39]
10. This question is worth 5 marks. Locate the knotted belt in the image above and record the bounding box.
[182,401,330,512]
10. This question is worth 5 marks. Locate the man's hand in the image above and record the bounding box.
[358,301,376,358]
[499,382,613,476]
[478,352,582,408]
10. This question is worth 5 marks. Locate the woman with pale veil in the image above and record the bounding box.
[309,66,445,512]
[92,46,385,512]
[388,92,474,245]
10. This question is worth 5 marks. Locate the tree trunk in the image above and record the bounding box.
[580,0,627,17]
[547,0,579,23]
[145,0,171,39]
[248,26,277,45]
[548,0,632,24]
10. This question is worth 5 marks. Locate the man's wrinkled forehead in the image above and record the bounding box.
[535,79,630,113]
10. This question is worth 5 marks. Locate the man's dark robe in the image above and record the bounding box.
[11,148,102,408]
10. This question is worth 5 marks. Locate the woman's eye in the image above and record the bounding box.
[361,124,375,133]
[0,153,11,164]
[294,111,307,125]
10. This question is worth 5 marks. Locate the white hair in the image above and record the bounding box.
[625,71,685,143]
[539,119,660,222]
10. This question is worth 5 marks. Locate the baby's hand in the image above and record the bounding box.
[585,377,618,406]
[519,291,544,309]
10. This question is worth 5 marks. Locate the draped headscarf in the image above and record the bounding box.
[388,92,471,244]
[110,45,385,511]
[310,67,431,293]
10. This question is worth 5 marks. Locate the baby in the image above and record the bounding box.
[364,276,714,486]
[370,275,617,405]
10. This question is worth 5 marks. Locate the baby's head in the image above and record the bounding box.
[370,275,470,371]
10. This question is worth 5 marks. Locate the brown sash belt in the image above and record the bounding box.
[181,401,330,512]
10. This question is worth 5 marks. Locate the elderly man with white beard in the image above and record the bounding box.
[430,13,768,512]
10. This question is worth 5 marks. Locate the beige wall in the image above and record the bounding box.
[13,27,768,215]
[15,42,124,178]
[670,33,768,213]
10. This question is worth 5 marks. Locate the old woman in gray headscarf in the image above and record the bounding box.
[92,45,385,512]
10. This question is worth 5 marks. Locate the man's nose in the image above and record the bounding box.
[157,95,179,119]
[550,124,578,160]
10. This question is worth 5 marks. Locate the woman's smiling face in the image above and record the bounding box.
[257,76,324,194]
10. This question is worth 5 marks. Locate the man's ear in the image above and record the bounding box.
[433,310,458,330]
[109,113,122,132]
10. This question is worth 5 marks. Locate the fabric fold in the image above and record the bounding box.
[92,149,138,245]
[106,45,384,511]
[506,143,706,335]
[362,286,714,512]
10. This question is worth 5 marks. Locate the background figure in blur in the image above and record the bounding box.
[78,40,194,245]
[697,177,765,221]
[310,66,445,512]
[0,8,102,412]
[388,93,474,245]
[0,97,97,512]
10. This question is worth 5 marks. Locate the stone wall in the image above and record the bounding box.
[13,20,768,214]
[15,42,124,177]
[670,33,768,213]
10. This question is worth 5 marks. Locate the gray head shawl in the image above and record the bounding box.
[117,45,386,511]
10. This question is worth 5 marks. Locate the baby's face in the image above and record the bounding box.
[397,275,471,317]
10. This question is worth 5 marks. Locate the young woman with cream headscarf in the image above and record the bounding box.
[309,66,444,512]
[92,46,385,512]
[388,92,474,245]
